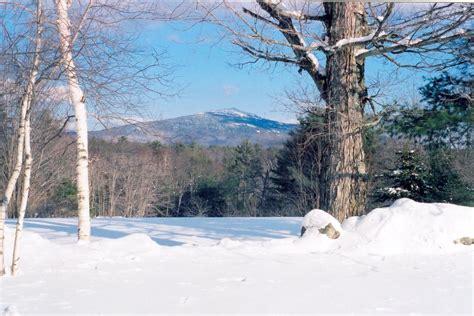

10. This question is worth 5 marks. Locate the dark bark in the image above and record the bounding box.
[319,2,369,221]
[248,1,372,221]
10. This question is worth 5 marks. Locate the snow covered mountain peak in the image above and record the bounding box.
[207,108,258,118]
[90,107,296,146]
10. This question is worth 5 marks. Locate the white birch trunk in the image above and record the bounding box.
[0,0,43,276]
[11,111,33,276]
[55,0,91,241]
[0,95,27,276]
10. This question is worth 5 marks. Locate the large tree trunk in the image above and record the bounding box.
[55,0,91,241]
[320,2,368,222]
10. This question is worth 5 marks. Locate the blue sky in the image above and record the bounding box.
[137,21,304,123]
[135,20,429,123]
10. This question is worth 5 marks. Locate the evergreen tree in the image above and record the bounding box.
[380,47,473,206]
[373,147,474,205]
[426,149,473,205]
[224,140,264,216]
[387,42,473,149]
[389,74,472,148]
[179,178,227,217]
[373,148,431,203]
[272,113,323,214]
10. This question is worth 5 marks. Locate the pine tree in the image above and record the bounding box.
[380,44,473,206]
[272,113,323,214]
[426,149,473,205]
[373,148,431,203]
[224,140,264,216]
[387,41,473,149]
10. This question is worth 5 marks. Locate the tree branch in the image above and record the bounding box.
[359,29,474,59]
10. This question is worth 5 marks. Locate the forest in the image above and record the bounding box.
[2,66,472,219]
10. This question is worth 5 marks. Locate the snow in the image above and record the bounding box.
[263,0,305,20]
[1,199,473,314]
[301,208,342,233]
[333,31,385,49]
[297,37,324,76]
[344,198,474,255]
[395,29,466,47]
[229,122,257,128]
[397,36,423,46]
[355,48,369,56]
[308,53,326,76]
[384,186,409,195]
[208,108,256,118]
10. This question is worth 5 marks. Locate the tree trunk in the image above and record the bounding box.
[0,0,43,276]
[11,111,33,276]
[55,0,91,241]
[320,2,368,222]
[0,93,28,276]
[108,169,117,217]
[11,0,43,275]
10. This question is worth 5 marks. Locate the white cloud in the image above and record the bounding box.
[222,84,240,96]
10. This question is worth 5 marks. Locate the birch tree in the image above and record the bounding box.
[208,1,474,221]
[10,105,34,275]
[10,0,43,275]
[50,0,181,238]
[0,75,28,276]
[54,0,91,241]
[0,1,179,268]
[0,0,44,276]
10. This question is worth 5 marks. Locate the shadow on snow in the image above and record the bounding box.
[18,217,302,247]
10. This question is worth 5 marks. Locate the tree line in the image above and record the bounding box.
[2,67,472,220]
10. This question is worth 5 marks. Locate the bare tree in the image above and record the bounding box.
[49,0,181,238]
[11,101,34,275]
[205,1,473,221]
[0,0,44,275]
[0,0,179,276]
[10,0,43,276]
[54,0,93,241]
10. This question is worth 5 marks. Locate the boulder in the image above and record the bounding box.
[453,237,474,245]
[318,223,341,239]
[300,209,342,239]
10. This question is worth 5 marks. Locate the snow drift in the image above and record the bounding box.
[298,198,474,255]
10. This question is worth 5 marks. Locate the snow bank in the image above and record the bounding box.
[343,198,474,255]
[292,198,473,255]
[93,233,160,253]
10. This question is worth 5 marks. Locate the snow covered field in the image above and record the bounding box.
[1,199,473,315]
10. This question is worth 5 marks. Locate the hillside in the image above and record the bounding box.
[89,108,296,146]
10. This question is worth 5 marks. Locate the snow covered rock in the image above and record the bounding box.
[300,209,342,239]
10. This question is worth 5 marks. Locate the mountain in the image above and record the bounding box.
[89,108,297,147]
